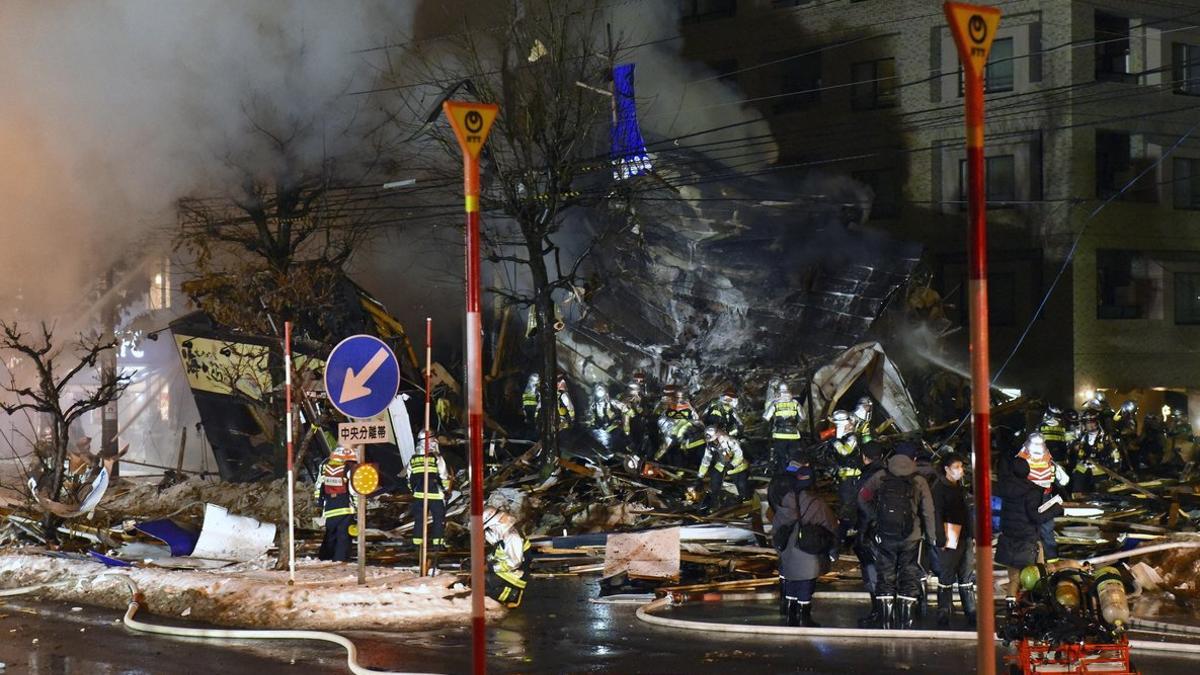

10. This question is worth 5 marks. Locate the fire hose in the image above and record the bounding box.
[1,574,440,675]
[635,597,1200,656]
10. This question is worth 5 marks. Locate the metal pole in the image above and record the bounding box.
[285,321,296,585]
[944,6,1000,671]
[963,35,997,675]
[356,443,367,585]
[464,155,487,675]
[420,317,433,576]
[443,99,497,675]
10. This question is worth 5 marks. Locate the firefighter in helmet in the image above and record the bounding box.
[763,383,802,472]
[408,429,451,551]
[555,375,575,431]
[482,506,531,608]
[1070,410,1118,496]
[314,444,358,562]
[703,388,744,438]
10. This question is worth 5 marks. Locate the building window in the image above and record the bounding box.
[958,154,1016,207]
[851,57,897,110]
[986,38,1014,92]
[1096,131,1157,202]
[1173,43,1200,95]
[773,52,821,113]
[681,0,736,23]
[853,168,900,218]
[1097,250,1164,320]
[1175,272,1200,324]
[1095,11,1132,82]
[958,37,1015,95]
[1174,158,1200,209]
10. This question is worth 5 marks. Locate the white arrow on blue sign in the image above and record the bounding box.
[324,335,401,419]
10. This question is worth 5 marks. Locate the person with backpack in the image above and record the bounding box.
[995,456,1065,600]
[853,441,886,628]
[857,443,936,629]
[931,452,975,627]
[769,462,838,627]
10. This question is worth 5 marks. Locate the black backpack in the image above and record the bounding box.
[874,473,915,540]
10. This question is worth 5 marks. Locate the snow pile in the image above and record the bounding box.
[0,548,503,630]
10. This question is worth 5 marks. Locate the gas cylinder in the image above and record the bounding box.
[1094,566,1131,630]
[1053,578,1082,610]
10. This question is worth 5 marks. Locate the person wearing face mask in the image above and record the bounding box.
[770,462,838,627]
[931,452,975,627]
[1016,432,1069,560]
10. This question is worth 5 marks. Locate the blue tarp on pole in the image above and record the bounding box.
[611,63,653,180]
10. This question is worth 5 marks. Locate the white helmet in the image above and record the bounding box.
[528,373,540,386]
[831,409,854,438]
[416,429,439,454]
[1023,432,1046,459]
[704,426,719,442]
[593,384,609,400]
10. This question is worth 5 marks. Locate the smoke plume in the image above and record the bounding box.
[0,1,413,317]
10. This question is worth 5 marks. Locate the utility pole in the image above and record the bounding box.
[444,100,499,675]
[945,4,1001,674]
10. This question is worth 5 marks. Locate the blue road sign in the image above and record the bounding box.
[324,335,400,419]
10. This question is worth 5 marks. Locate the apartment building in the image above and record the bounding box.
[680,0,1200,418]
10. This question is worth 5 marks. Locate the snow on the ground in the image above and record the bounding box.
[0,547,504,630]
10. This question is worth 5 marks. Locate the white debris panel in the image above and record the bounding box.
[0,550,504,630]
[800,341,921,432]
[603,527,681,580]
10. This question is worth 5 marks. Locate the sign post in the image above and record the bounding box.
[420,317,433,577]
[325,334,401,586]
[443,99,498,675]
[946,3,1001,674]
[284,321,295,585]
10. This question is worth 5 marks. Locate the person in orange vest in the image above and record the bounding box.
[1015,432,1069,560]
[314,444,358,562]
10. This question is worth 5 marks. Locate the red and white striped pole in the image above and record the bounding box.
[443,100,498,675]
[946,4,1000,674]
[420,317,433,577]
[284,320,296,584]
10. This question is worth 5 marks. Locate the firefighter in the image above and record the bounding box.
[698,426,750,509]
[408,429,451,551]
[621,379,649,455]
[1112,400,1140,469]
[703,388,744,438]
[586,383,630,452]
[853,397,875,442]
[1015,432,1069,560]
[482,507,530,607]
[830,410,863,540]
[1165,408,1194,467]
[1071,410,1118,496]
[555,375,575,431]
[1038,406,1069,464]
[1140,411,1165,468]
[521,373,541,430]
[314,444,358,562]
[763,383,802,472]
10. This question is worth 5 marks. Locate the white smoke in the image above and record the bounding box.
[0,0,414,316]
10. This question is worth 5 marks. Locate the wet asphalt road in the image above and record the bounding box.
[2,576,1199,674]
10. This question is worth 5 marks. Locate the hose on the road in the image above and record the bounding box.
[1085,541,1200,567]
[1,574,440,675]
[635,597,1200,657]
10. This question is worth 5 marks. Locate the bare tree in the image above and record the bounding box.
[0,321,130,539]
[388,0,630,456]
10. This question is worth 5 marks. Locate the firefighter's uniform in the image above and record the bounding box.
[764,394,802,471]
[408,434,451,549]
[698,429,750,507]
[314,446,357,562]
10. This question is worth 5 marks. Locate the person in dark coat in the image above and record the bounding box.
[853,441,886,627]
[770,464,838,627]
[995,456,1064,599]
[931,452,975,627]
[857,443,936,629]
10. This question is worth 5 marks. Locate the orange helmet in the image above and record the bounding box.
[331,445,357,463]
